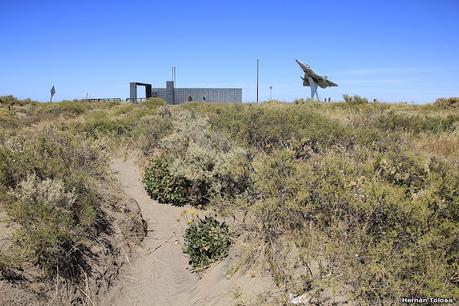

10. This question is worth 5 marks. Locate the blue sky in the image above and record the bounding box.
[1,0,458,103]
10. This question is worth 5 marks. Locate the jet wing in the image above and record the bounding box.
[314,74,338,87]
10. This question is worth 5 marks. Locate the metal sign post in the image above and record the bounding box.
[50,85,56,102]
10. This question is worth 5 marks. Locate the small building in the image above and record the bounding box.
[129,81,242,104]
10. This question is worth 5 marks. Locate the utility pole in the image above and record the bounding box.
[269,85,272,100]
[256,59,259,103]
[171,66,176,105]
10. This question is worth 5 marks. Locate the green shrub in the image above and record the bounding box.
[248,149,312,244]
[375,152,427,191]
[143,154,191,205]
[141,97,167,108]
[208,104,352,152]
[184,216,231,269]
[245,141,459,301]
[53,101,86,115]
[293,98,305,104]
[0,123,107,279]
[81,111,134,138]
[136,114,173,155]
[0,95,18,105]
[7,174,81,276]
[0,123,107,189]
[375,111,457,133]
[0,108,17,129]
[0,95,37,106]
[143,148,250,206]
[434,97,459,109]
[343,94,369,104]
[156,110,252,203]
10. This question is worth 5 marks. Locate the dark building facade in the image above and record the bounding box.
[130,81,242,104]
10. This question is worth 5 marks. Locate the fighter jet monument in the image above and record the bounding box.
[296,60,338,101]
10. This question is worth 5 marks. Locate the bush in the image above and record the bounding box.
[184,216,231,269]
[0,109,17,129]
[202,104,352,153]
[375,111,457,133]
[0,95,18,105]
[141,98,167,108]
[7,174,82,276]
[0,123,107,279]
[293,98,305,104]
[434,97,459,109]
[82,111,134,138]
[251,149,307,235]
[136,114,173,155]
[343,94,369,104]
[0,123,107,190]
[146,110,252,205]
[0,95,37,106]
[52,101,86,115]
[143,154,192,205]
[375,152,428,191]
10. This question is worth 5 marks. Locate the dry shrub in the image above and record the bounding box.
[141,97,167,109]
[145,103,458,302]
[416,132,459,161]
[136,113,172,155]
[144,109,251,206]
[343,94,369,104]
[249,146,459,302]
[7,174,84,277]
[0,122,109,280]
[434,97,459,109]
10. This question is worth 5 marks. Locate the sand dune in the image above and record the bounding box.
[101,158,274,306]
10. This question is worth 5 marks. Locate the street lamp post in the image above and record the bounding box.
[269,85,272,100]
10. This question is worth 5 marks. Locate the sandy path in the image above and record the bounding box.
[101,158,274,306]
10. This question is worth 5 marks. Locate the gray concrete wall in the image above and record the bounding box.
[152,81,242,104]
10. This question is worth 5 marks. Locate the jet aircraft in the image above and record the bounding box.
[296,60,337,100]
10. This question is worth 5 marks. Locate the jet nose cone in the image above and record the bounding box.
[296,60,307,70]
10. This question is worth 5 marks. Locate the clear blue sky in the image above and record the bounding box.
[1,0,458,103]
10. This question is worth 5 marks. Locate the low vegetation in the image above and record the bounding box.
[143,109,251,206]
[184,216,231,270]
[0,123,108,274]
[434,97,459,109]
[152,100,458,303]
[0,97,150,304]
[343,94,369,104]
[1,95,458,304]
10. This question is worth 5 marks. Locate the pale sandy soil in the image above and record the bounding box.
[101,158,275,306]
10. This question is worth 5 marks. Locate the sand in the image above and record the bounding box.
[101,158,274,306]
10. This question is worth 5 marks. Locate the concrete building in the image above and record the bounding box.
[129,81,242,104]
